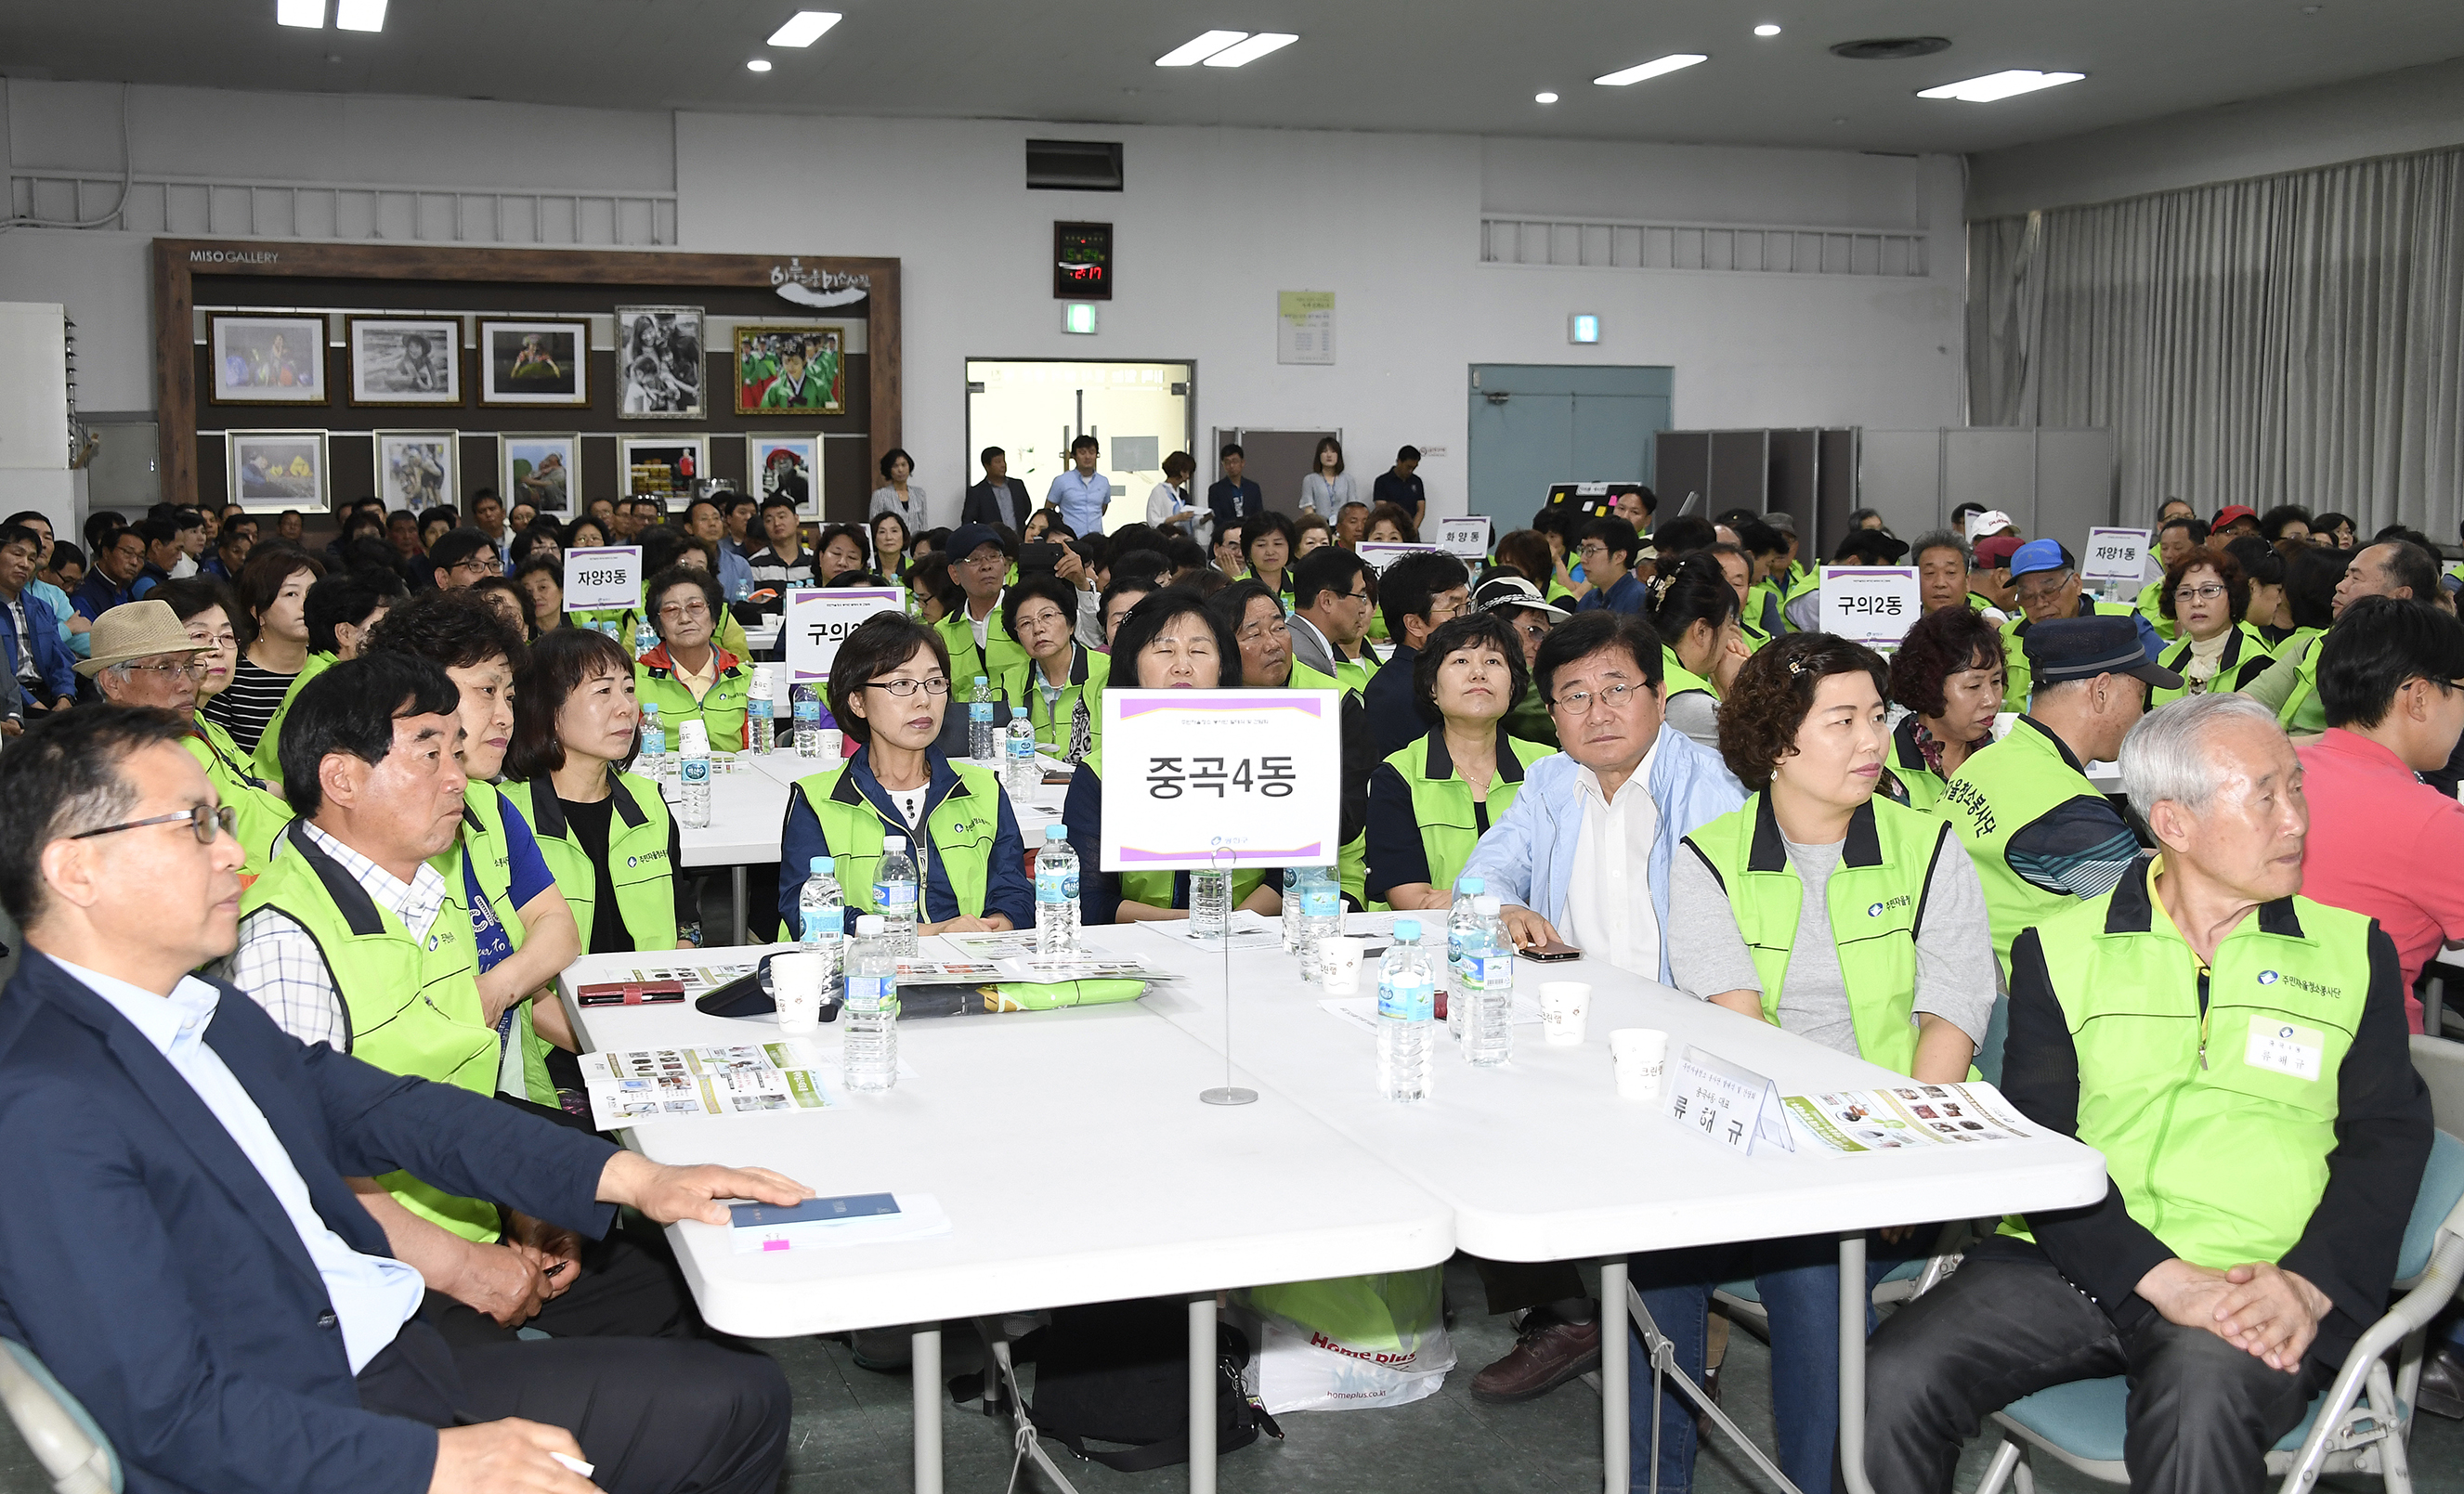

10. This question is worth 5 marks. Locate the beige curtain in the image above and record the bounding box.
[1967,148,2464,536]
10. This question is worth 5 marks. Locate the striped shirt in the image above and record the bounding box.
[747,545,815,610]
[201,656,299,756]
[219,821,449,1051]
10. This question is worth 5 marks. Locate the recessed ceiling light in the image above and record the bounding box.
[1593,53,1708,86]
[1204,32,1297,67]
[1534,91,1558,104]
[277,0,324,26]
[746,58,773,71]
[1156,30,1249,66]
[1917,69,2085,102]
[1753,23,1781,37]
[767,10,841,46]
[333,0,384,32]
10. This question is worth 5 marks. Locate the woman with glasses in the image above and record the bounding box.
[998,572,1109,763]
[1366,612,1556,911]
[2150,544,2275,707]
[1207,579,1376,903]
[202,548,323,758]
[776,612,1031,937]
[632,565,753,751]
[1647,554,1748,752]
[150,580,294,877]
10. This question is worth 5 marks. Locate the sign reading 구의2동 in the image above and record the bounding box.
[784,587,906,684]
[563,547,642,613]
[1099,689,1342,873]
[1819,565,1922,647]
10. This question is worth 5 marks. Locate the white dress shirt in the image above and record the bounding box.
[59,956,425,1373]
[222,821,450,1050]
[1558,741,1663,980]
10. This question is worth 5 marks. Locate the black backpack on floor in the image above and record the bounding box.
[1019,1299,1281,1473]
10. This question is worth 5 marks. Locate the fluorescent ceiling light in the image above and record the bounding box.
[277,0,324,26]
[1534,91,1558,104]
[333,0,384,31]
[1204,32,1298,67]
[767,11,841,47]
[1593,53,1707,86]
[747,58,773,71]
[1156,30,1248,66]
[1753,23,1781,37]
[1917,69,2085,102]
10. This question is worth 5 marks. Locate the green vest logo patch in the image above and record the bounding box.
[1866,895,1912,917]
[2259,968,2340,998]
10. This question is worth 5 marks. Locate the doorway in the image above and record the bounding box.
[965,358,1195,534]
[1210,427,1337,521]
[1466,365,1674,521]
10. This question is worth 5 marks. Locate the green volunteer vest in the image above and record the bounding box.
[634,652,753,753]
[792,759,1004,919]
[1503,688,1559,750]
[427,783,552,1106]
[1747,579,1786,638]
[188,713,292,877]
[592,604,750,664]
[1000,644,1112,760]
[241,821,501,1242]
[1684,795,1957,1076]
[935,605,1029,695]
[2151,621,2276,708]
[252,649,336,784]
[1284,660,1369,906]
[1384,728,1554,897]
[2000,600,2137,712]
[1884,716,1949,812]
[1081,747,1270,912]
[502,772,678,953]
[2275,632,2327,734]
[1662,644,1718,706]
[2135,578,2180,643]
[1940,715,2110,973]
[2005,859,2368,1269]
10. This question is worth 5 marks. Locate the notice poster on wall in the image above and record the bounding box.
[1276,291,1336,366]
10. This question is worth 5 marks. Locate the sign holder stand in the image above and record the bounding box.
[1198,847,1257,1107]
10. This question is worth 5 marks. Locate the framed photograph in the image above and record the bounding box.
[369,430,456,511]
[478,318,590,407]
[619,435,709,500]
[748,435,822,520]
[734,324,847,416]
[346,317,462,406]
[501,434,579,515]
[225,429,330,512]
[616,305,706,419]
[207,315,329,405]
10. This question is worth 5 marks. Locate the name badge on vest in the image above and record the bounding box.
[2245,1021,2325,1083]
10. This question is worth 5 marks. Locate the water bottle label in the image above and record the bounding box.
[970,703,992,722]
[1469,952,1511,986]
[1377,975,1435,1022]
[873,881,918,911]
[681,760,709,785]
[802,909,842,941]
[1300,885,1340,917]
[794,700,821,721]
[846,975,894,1010]
[1036,867,1078,902]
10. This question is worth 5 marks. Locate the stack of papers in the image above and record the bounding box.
[1781,1082,2041,1154]
[730,1191,952,1253]
[578,1042,835,1128]
[1144,910,1284,953]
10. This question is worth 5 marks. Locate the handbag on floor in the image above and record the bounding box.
[1022,1299,1279,1472]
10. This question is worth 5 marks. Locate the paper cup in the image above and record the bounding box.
[818,728,844,760]
[771,950,827,1033]
[1610,1028,1670,1100]
[1540,981,1590,1046]
[1320,936,1366,994]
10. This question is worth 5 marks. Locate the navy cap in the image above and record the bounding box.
[2024,616,2183,691]
[2008,539,2072,579]
[947,523,1007,563]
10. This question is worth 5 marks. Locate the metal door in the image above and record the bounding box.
[1467,365,1673,521]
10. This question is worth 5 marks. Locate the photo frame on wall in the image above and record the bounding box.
[346,317,462,406]
[747,435,822,520]
[619,435,709,500]
[501,434,579,515]
[207,315,329,405]
[372,430,457,510]
[478,318,590,407]
[734,325,847,415]
[616,305,706,419]
[226,429,330,512]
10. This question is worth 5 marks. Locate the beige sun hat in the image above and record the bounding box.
[75,599,205,677]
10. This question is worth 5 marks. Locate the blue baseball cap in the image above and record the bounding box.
[2007,539,2072,579]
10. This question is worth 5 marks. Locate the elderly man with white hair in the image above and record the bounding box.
[79,598,211,711]
[1859,693,2431,1494]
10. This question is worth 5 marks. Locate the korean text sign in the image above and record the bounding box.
[563,547,641,612]
[2082,527,2152,585]
[784,587,906,684]
[1098,689,1341,871]
[1818,566,1922,647]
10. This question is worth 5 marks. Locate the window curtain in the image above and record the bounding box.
[1966,147,2464,536]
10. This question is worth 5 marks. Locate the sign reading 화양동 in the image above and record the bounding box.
[1098,689,1342,873]
[784,587,906,684]
[1436,516,1493,560]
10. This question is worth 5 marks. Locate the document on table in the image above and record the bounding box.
[992,954,1166,982]
[606,956,766,995]
[1144,910,1284,953]
[730,1191,952,1254]
[579,1041,835,1128]
[1781,1081,2042,1154]
[1317,992,1543,1036]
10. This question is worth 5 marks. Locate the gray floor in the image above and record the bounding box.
[14,1255,2457,1493]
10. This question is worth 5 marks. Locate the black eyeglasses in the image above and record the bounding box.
[71,803,236,845]
[863,677,950,698]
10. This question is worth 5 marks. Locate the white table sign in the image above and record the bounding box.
[1356,541,1439,575]
[1664,1046,1793,1156]
[1818,565,1922,646]
[563,547,642,613]
[2082,526,2152,585]
[783,587,906,684]
[1098,688,1342,872]
[1435,516,1493,560]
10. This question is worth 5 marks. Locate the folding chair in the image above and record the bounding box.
[0,1340,121,1494]
[1970,1128,2464,1494]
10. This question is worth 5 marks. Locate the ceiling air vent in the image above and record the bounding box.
[1829,36,1952,61]
[1026,139,1124,192]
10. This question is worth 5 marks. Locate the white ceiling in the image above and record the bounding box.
[9,0,2464,156]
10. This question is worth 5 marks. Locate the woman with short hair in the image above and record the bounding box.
[2151,544,2276,706]
[872,510,912,580]
[998,572,1109,763]
[1884,604,2007,810]
[815,523,877,586]
[155,577,292,877]
[869,447,923,526]
[1146,449,1202,538]
[633,565,752,751]
[203,548,324,757]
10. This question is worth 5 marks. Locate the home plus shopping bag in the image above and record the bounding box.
[1237,1268,1454,1413]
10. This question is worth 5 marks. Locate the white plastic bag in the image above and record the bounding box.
[1237,1268,1455,1413]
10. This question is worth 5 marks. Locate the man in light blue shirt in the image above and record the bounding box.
[1046,433,1112,535]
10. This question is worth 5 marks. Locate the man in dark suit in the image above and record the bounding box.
[1207,442,1265,537]
[961,446,1032,533]
[0,706,810,1494]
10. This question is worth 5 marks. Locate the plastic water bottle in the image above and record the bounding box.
[1296,866,1342,980]
[1005,709,1039,798]
[792,684,823,757]
[798,856,844,995]
[1376,919,1437,1103]
[632,614,658,661]
[1190,870,1231,942]
[1035,826,1080,956]
[747,665,776,755]
[674,719,711,829]
[1281,867,1301,952]
[1447,877,1488,1042]
[842,915,899,1091]
[874,835,919,956]
[1465,895,1516,1067]
[968,676,996,763]
[733,576,751,604]
[638,701,665,761]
